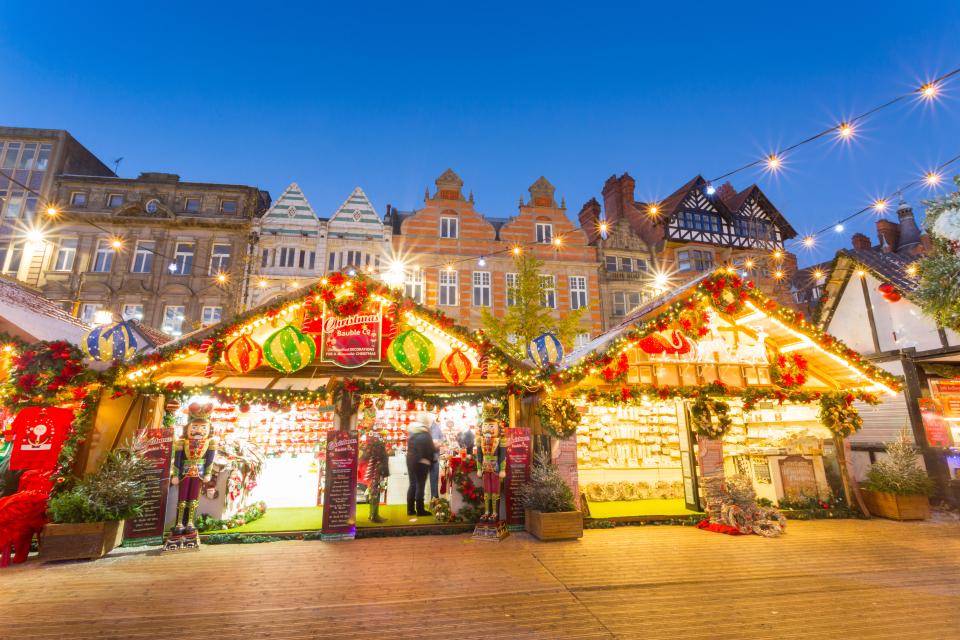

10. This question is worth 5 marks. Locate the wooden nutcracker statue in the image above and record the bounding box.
[472,402,508,541]
[164,402,217,551]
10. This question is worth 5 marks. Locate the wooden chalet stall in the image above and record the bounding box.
[99,273,521,542]
[527,272,901,520]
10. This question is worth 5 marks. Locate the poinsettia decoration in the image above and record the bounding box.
[770,353,808,389]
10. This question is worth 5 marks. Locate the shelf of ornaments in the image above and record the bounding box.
[209,403,335,457]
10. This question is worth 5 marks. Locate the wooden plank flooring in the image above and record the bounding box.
[2,519,959,639]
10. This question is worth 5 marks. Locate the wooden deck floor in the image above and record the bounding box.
[2,519,959,639]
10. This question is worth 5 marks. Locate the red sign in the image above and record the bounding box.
[321,431,359,540]
[9,406,72,471]
[696,436,724,480]
[919,399,951,448]
[306,307,383,369]
[504,428,532,526]
[124,419,176,541]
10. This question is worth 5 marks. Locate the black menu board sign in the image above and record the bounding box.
[124,421,176,543]
[321,430,359,540]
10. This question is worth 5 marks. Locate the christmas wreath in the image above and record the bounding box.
[770,353,808,389]
[818,392,864,438]
[315,272,371,317]
[536,397,581,439]
[701,275,751,316]
[8,340,89,404]
[690,397,733,438]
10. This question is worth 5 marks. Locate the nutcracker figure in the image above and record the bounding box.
[164,402,217,550]
[361,430,390,523]
[476,421,506,522]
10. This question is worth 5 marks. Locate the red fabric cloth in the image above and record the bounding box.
[696,519,746,536]
[9,406,73,471]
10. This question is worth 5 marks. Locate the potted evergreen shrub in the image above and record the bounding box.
[41,444,150,561]
[860,435,934,521]
[520,454,582,541]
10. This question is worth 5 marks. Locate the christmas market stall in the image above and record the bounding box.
[518,271,901,531]
[101,272,528,547]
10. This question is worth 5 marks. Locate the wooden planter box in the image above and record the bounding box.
[39,521,125,562]
[525,509,583,541]
[861,489,929,521]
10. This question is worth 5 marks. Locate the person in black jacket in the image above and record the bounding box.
[406,415,436,517]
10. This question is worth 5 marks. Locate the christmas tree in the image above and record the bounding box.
[915,176,960,330]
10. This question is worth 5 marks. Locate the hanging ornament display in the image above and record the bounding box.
[439,349,473,385]
[527,332,564,368]
[878,282,902,303]
[262,324,316,373]
[387,329,433,376]
[638,330,692,355]
[223,335,264,374]
[81,320,138,362]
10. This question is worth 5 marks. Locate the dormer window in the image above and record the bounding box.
[221,199,238,214]
[107,194,124,209]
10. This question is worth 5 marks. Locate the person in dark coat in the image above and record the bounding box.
[406,415,436,517]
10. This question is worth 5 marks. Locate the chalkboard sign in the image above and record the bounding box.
[504,427,531,527]
[124,420,175,543]
[321,431,359,540]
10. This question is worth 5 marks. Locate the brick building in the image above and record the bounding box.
[43,171,269,335]
[580,173,799,327]
[387,170,602,345]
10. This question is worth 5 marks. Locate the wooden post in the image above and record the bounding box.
[833,433,870,517]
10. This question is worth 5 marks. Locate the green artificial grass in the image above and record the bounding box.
[205,504,437,534]
[586,498,698,519]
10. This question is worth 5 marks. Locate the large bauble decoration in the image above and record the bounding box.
[387,329,433,376]
[223,335,264,374]
[262,324,316,373]
[638,330,692,355]
[439,349,472,385]
[878,282,902,303]
[82,320,138,362]
[527,331,564,367]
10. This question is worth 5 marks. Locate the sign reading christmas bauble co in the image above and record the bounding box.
[304,303,383,368]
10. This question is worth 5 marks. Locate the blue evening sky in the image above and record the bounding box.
[2,1,958,266]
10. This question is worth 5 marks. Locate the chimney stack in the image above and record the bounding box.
[578,198,602,243]
[876,218,900,253]
[851,233,872,251]
[896,200,922,253]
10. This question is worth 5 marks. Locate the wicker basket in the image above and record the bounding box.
[39,521,125,562]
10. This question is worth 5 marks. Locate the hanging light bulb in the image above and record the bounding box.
[872,198,889,213]
[705,184,716,196]
[834,223,845,233]
[802,235,816,248]
[478,256,486,267]
[765,153,783,172]
[837,122,855,139]
[512,246,522,256]
[920,82,939,100]
[925,171,942,186]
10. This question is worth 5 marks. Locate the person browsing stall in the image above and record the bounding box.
[406,413,436,517]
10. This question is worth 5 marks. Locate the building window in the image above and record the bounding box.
[505,273,519,306]
[70,192,88,207]
[734,217,772,239]
[220,200,238,214]
[605,256,648,272]
[605,256,617,271]
[53,239,78,272]
[535,223,553,244]
[162,305,186,335]
[440,217,458,239]
[36,144,51,171]
[345,250,362,267]
[472,271,491,307]
[539,275,556,309]
[106,194,124,209]
[404,268,424,303]
[0,143,18,170]
[131,241,155,274]
[18,143,36,170]
[92,240,115,273]
[172,242,194,275]
[612,292,643,317]
[278,247,297,268]
[308,251,316,271]
[0,242,23,274]
[438,270,458,306]
[185,197,201,213]
[3,191,23,219]
[570,276,587,310]
[201,306,222,326]
[677,210,722,233]
[122,304,144,321]
[210,244,231,274]
[676,249,713,272]
[575,333,591,349]
[80,303,103,324]
[328,252,336,271]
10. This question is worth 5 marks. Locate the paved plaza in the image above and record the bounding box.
[3,519,959,639]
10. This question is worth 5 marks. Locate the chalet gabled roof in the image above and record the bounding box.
[815,249,921,325]
[643,175,735,224]
[261,182,319,226]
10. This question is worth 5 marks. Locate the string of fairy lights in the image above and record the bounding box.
[1,65,957,297]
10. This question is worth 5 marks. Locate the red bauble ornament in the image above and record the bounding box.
[878,283,895,294]
[882,291,902,303]
[439,349,472,386]
[238,401,251,413]
[223,335,264,374]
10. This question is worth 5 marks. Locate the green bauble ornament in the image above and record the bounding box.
[387,329,433,376]
[262,324,316,373]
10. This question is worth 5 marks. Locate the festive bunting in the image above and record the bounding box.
[262,324,316,374]
[527,332,564,367]
[223,335,264,374]
[82,321,138,362]
[387,329,433,376]
[440,349,472,385]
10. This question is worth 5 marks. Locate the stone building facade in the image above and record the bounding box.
[387,170,602,345]
[42,171,269,335]
[580,173,799,326]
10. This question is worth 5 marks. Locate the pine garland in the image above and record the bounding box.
[915,177,960,330]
